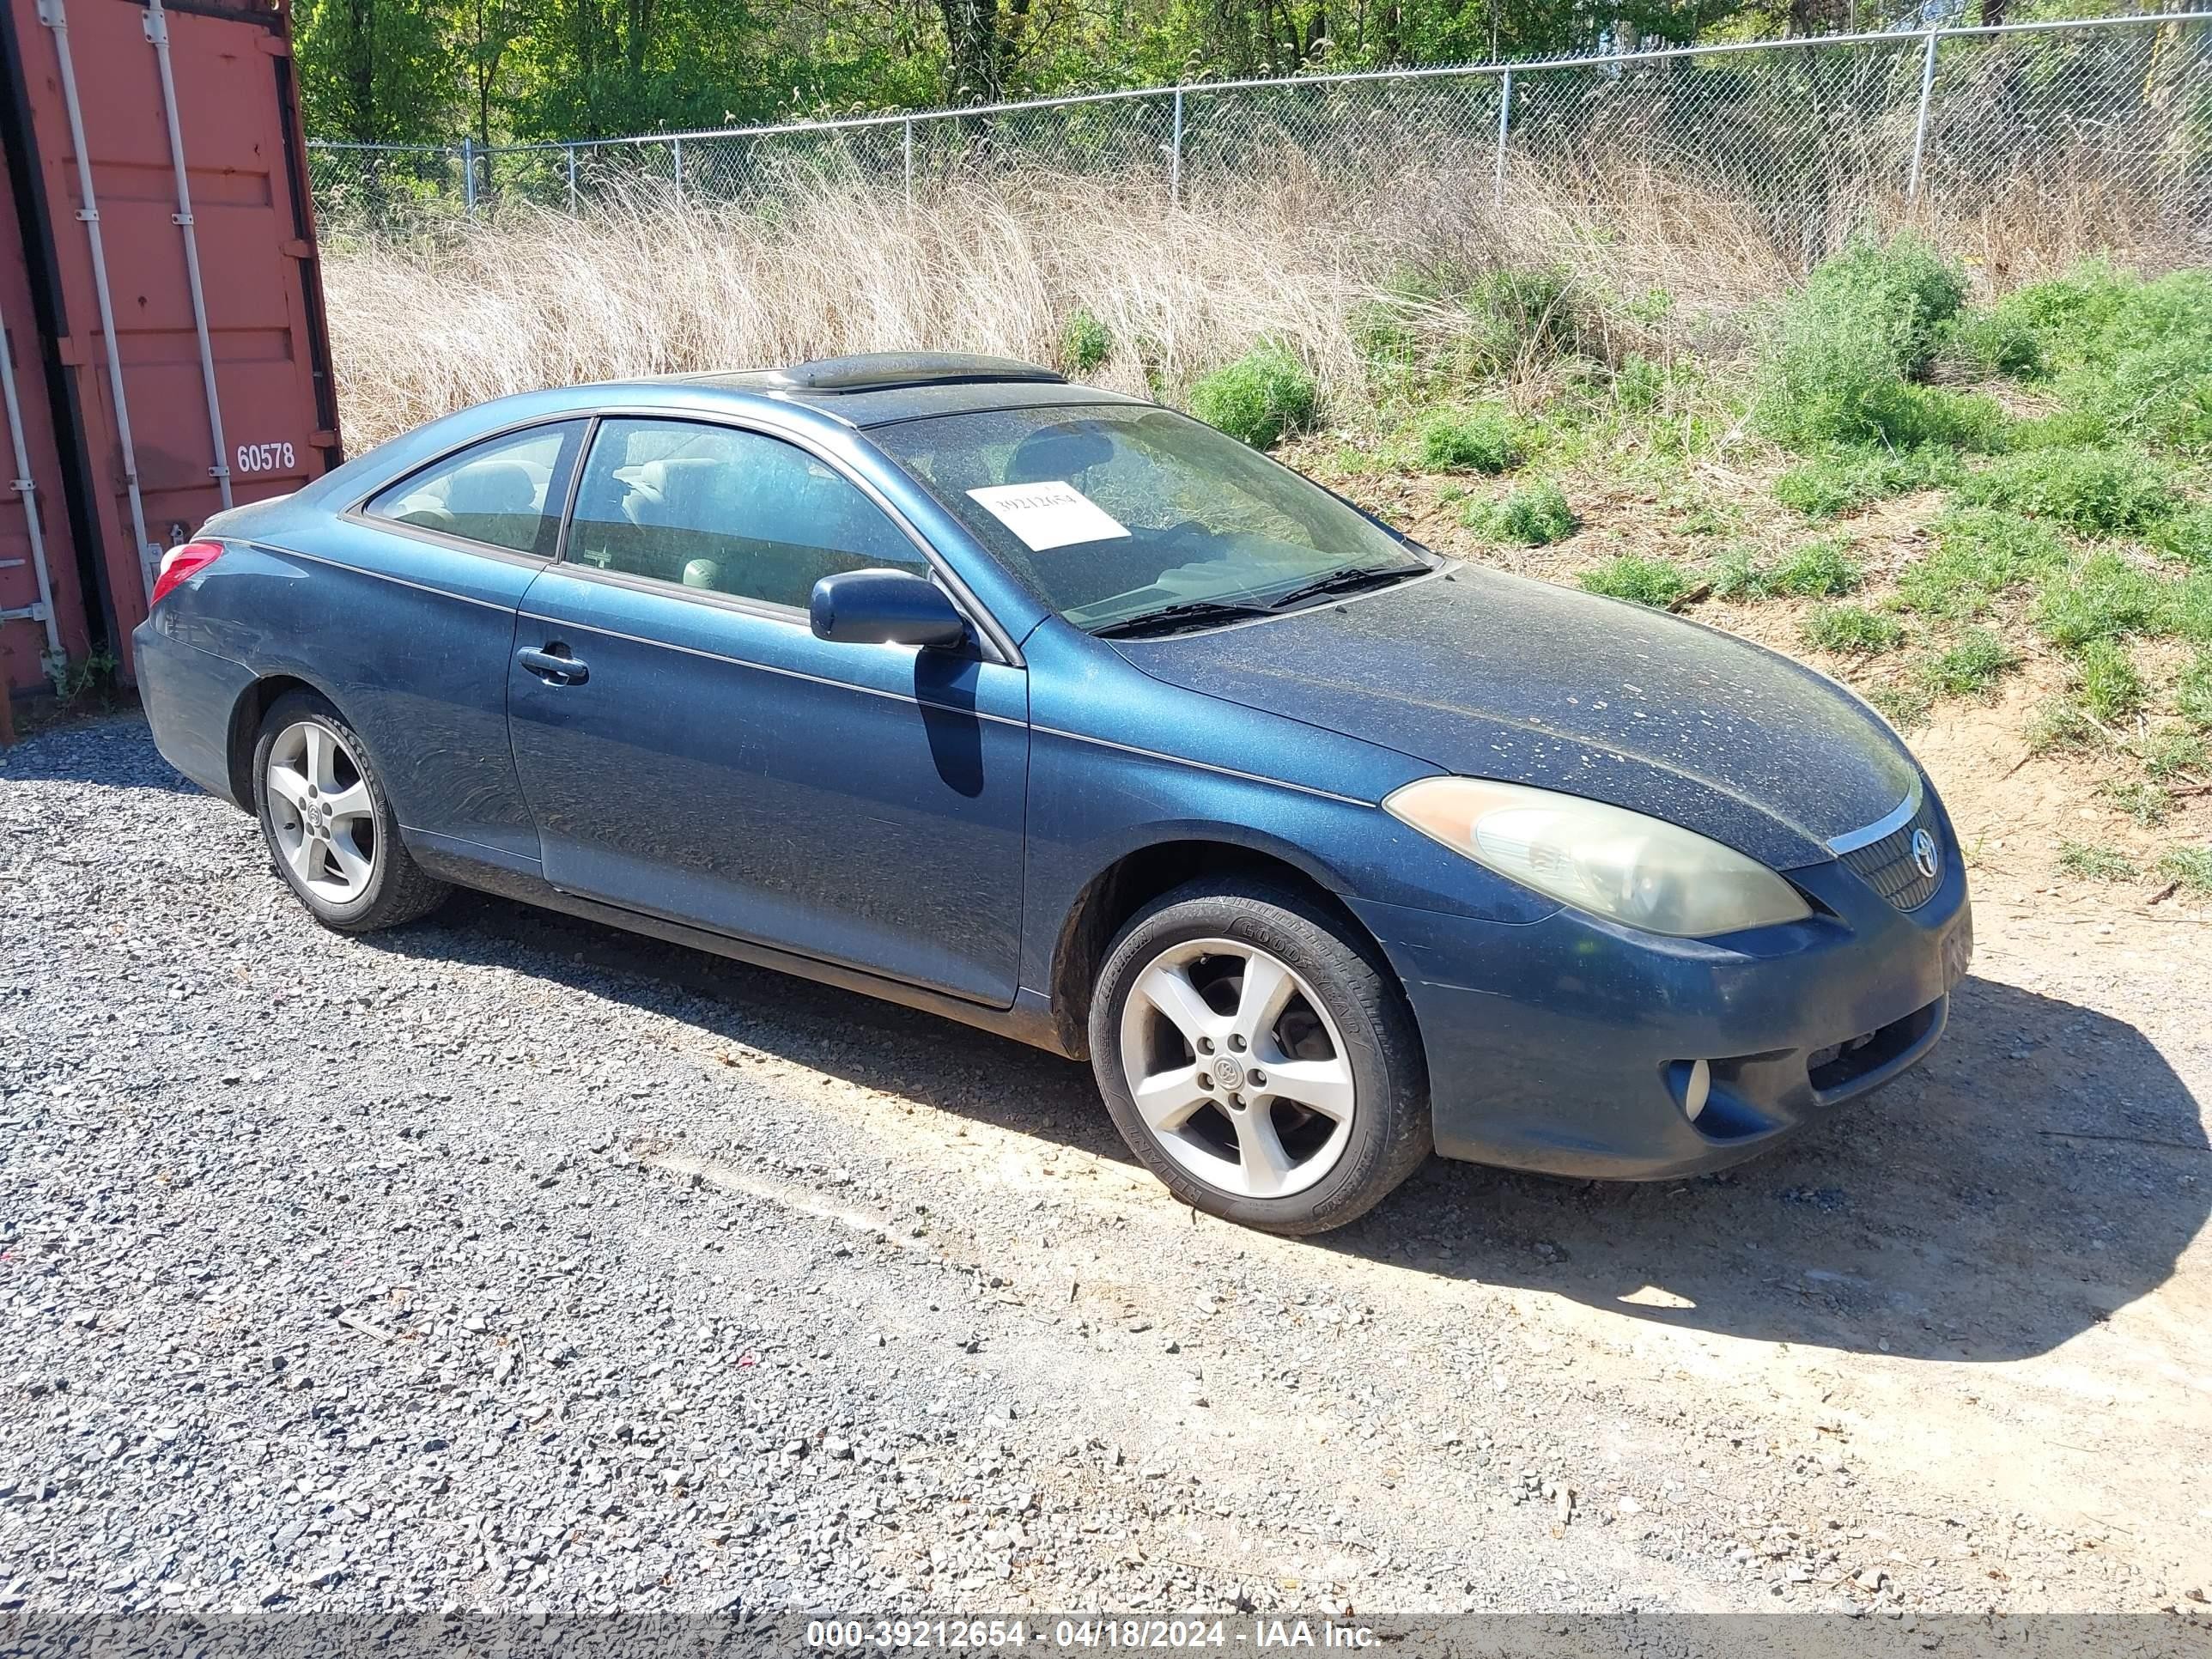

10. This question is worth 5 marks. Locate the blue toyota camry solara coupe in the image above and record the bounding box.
[137,352,1973,1234]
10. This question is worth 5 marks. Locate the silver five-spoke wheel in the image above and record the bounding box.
[1116,936,1357,1200]
[264,720,378,903]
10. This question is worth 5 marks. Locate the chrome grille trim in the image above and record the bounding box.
[1826,776,1924,855]
[1836,793,1944,912]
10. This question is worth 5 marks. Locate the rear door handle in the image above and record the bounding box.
[517,645,588,686]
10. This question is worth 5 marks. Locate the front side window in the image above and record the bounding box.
[366,422,583,557]
[872,404,1429,634]
[565,418,924,611]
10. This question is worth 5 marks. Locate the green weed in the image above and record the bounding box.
[1768,538,1863,598]
[1800,604,1902,655]
[1917,628,2019,698]
[1895,508,2068,621]
[1869,685,1934,731]
[1613,353,1666,413]
[2142,726,2211,780]
[2151,507,2212,568]
[1189,342,1317,449]
[1061,307,1113,376]
[2024,696,2105,753]
[2033,553,2166,650]
[1958,446,2174,535]
[1949,309,2044,377]
[1753,235,1988,452]
[1416,404,1524,474]
[2073,637,2145,722]
[1463,481,1577,546]
[2103,780,2172,827]
[1709,544,1767,599]
[1773,444,1963,519]
[2057,842,2138,882]
[2179,651,2212,730]
[2165,572,2212,644]
[45,647,118,708]
[1579,553,1692,607]
[2156,845,2212,895]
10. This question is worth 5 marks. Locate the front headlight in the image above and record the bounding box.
[1383,776,1811,938]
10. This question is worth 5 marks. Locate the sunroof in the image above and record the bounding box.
[758,353,1066,392]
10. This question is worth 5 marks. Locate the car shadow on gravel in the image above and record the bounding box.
[374,896,2205,1365]
[0,708,201,793]
[1321,972,2209,1364]
[380,890,1128,1158]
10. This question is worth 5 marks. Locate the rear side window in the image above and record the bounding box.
[366,422,584,557]
[566,418,922,610]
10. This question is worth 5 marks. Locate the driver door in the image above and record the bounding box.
[506,416,1030,1005]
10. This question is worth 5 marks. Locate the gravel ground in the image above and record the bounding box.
[3,713,2209,1624]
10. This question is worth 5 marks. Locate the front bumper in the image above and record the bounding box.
[1349,814,1973,1181]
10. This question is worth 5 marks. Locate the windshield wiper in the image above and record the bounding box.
[1091,599,1277,639]
[1266,562,1424,611]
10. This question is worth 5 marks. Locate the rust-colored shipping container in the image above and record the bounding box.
[0,0,340,725]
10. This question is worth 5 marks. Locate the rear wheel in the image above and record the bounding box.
[1089,879,1430,1235]
[252,690,448,933]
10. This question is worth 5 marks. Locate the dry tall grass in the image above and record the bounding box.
[322,157,1798,447]
[321,151,2191,449]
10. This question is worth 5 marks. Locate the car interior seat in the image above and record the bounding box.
[441,459,543,549]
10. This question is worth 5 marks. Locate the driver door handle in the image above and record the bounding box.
[518,644,588,686]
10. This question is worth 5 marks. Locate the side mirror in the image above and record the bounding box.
[809,568,969,650]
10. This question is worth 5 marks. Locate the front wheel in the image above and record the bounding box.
[1088,879,1431,1235]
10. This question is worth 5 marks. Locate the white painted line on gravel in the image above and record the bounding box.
[636,1151,903,1242]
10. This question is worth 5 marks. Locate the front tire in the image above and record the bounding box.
[252,690,449,933]
[1088,878,1430,1235]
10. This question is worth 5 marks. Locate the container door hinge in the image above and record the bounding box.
[280,237,313,259]
[1,602,52,624]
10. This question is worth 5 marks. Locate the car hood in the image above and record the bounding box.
[1109,565,1920,870]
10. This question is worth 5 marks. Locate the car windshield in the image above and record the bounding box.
[872,404,1430,634]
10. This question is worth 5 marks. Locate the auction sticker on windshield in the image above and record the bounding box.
[967,481,1131,550]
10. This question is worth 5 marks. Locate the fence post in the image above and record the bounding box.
[1493,68,1512,207]
[1170,87,1184,206]
[1905,26,1940,204]
[672,135,684,197]
[903,117,915,207]
[567,143,579,211]
[461,137,477,217]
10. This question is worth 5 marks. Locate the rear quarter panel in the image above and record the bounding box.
[154,517,541,867]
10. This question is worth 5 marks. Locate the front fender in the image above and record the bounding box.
[1018,724,1563,1006]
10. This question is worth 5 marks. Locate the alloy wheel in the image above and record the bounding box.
[1115,936,1356,1200]
[265,720,378,903]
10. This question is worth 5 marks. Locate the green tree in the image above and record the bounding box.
[295,0,459,143]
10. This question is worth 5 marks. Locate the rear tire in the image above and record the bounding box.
[1088,878,1430,1235]
[252,690,449,934]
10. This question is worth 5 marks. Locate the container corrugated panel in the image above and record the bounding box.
[0,0,342,703]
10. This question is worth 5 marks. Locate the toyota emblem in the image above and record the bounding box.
[1911,827,1940,882]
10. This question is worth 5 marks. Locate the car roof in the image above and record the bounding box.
[608,352,1147,428]
[289,354,1152,517]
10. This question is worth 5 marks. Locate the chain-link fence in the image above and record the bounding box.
[307,12,2212,257]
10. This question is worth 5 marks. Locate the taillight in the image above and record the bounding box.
[151,539,225,607]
